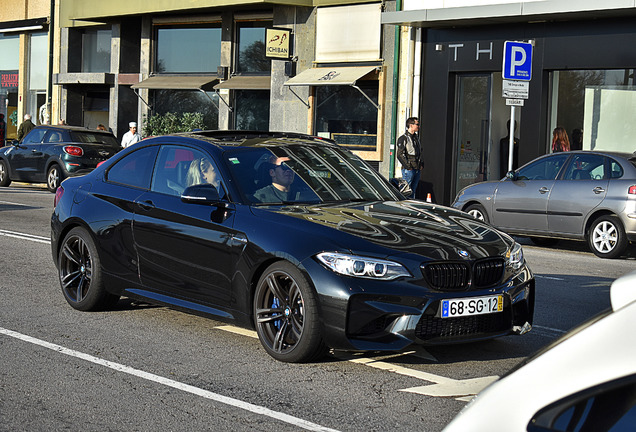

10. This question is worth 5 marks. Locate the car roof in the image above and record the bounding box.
[33,125,115,135]
[156,130,339,150]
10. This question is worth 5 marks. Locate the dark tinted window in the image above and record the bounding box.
[43,130,64,143]
[106,146,158,189]
[70,131,119,146]
[22,128,47,144]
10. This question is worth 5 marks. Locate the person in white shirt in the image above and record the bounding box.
[121,121,142,148]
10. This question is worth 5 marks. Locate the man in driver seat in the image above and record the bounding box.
[253,156,295,203]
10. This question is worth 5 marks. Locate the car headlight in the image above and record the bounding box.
[506,242,525,270]
[316,252,411,280]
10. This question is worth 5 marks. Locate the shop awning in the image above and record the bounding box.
[284,66,378,87]
[213,75,271,90]
[131,75,218,91]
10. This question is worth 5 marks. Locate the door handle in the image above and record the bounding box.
[593,187,605,194]
[137,200,155,211]
[539,187,550,194]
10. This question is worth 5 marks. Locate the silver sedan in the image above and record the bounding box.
[452,151,636,258]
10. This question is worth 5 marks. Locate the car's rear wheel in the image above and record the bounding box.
[0,160,11,187]
[58,226,119,311]
[254,262,326,363]
[530,237,559,247]
[465,203,489,224]
[47,163,64,192]
[587,215,628,259]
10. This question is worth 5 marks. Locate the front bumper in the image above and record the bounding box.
[304,258,535,352]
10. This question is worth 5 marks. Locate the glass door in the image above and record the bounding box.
[454,75,492,197]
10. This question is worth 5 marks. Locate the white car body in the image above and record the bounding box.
[443,270,636,432]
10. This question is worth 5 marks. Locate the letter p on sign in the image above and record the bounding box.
[502,41,533,81]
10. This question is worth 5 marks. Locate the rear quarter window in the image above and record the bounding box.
[106,146,158,189]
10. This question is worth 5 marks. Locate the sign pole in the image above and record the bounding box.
[508,105,515,173]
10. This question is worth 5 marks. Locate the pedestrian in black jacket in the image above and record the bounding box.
[396,117,422,198]
[17,114,35,141]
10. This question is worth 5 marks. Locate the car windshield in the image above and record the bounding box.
[70,131,119,147]
[224,144,401,205]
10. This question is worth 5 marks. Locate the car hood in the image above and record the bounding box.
[252,200,512,261]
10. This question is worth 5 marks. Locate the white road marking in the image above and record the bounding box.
[0,200,32,206]
[534,275,565,281]
[0,327,340,432]
[0,229,50,244]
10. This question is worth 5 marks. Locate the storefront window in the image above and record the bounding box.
[82,28,112,73]
[236,21,271,74]
[153,90,219,130]
[0,33,20,139]
[454,75,491,197]
[155,25,221,73]
[234,90,269,130]
[29,32,48,125]
[550,70,636,153]
[315,82,378,153]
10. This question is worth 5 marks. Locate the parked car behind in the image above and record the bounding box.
[443,269,636,432]
[51,130,535,363]
[0,125,121,192]
[452,151,636,258]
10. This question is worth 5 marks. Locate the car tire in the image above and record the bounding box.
[465,203,489,224]
[0,160,11,187]
[47,163,64,193]
[254,261,327,363]
[530,237,559,247]
[58,226,119,311]
[587,215,628,259]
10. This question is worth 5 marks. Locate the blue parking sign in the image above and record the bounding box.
[502,41,533,81]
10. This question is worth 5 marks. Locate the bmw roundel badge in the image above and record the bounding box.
[457,249,470,259]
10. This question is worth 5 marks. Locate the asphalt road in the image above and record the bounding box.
[1,183,634,431]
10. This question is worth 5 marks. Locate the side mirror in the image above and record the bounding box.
[181,184,220,204]
[506,171,518,181]
[11,139,20,146]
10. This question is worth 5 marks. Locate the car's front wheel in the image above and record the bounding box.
[587,215,628,259]
[0,159,11,187]
[465,203,489,224]
[47,163,64,192]
[58,226,119,310]
[254,262,326,363]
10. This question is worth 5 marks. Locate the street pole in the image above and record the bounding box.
[508,104,515,173]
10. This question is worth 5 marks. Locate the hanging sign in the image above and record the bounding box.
[266,28,291,59]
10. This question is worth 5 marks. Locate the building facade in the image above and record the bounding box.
[54,0,397,174]
[0,0,52,141]
[383,0,636,204]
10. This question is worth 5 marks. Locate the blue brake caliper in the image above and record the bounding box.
[272,297,281,329]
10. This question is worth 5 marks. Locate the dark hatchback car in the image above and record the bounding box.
[0,125,121,192]
[51,131,535,363]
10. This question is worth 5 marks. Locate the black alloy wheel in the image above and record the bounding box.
[0,160,11,187]
[587,215,628,259]
[47,163,63,193]
[254,262,326,363]
[58,227,119,311]
[465,203,490,224]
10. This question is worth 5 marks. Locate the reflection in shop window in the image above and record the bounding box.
[152,90,219,130]
[236,22,272,74]
[82,29,112,73]
[155,25,221,73]
[234,90,269,130]
[550,70,636,154]
[315,82,378,152]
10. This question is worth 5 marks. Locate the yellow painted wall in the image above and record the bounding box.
[0,0,49,21]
